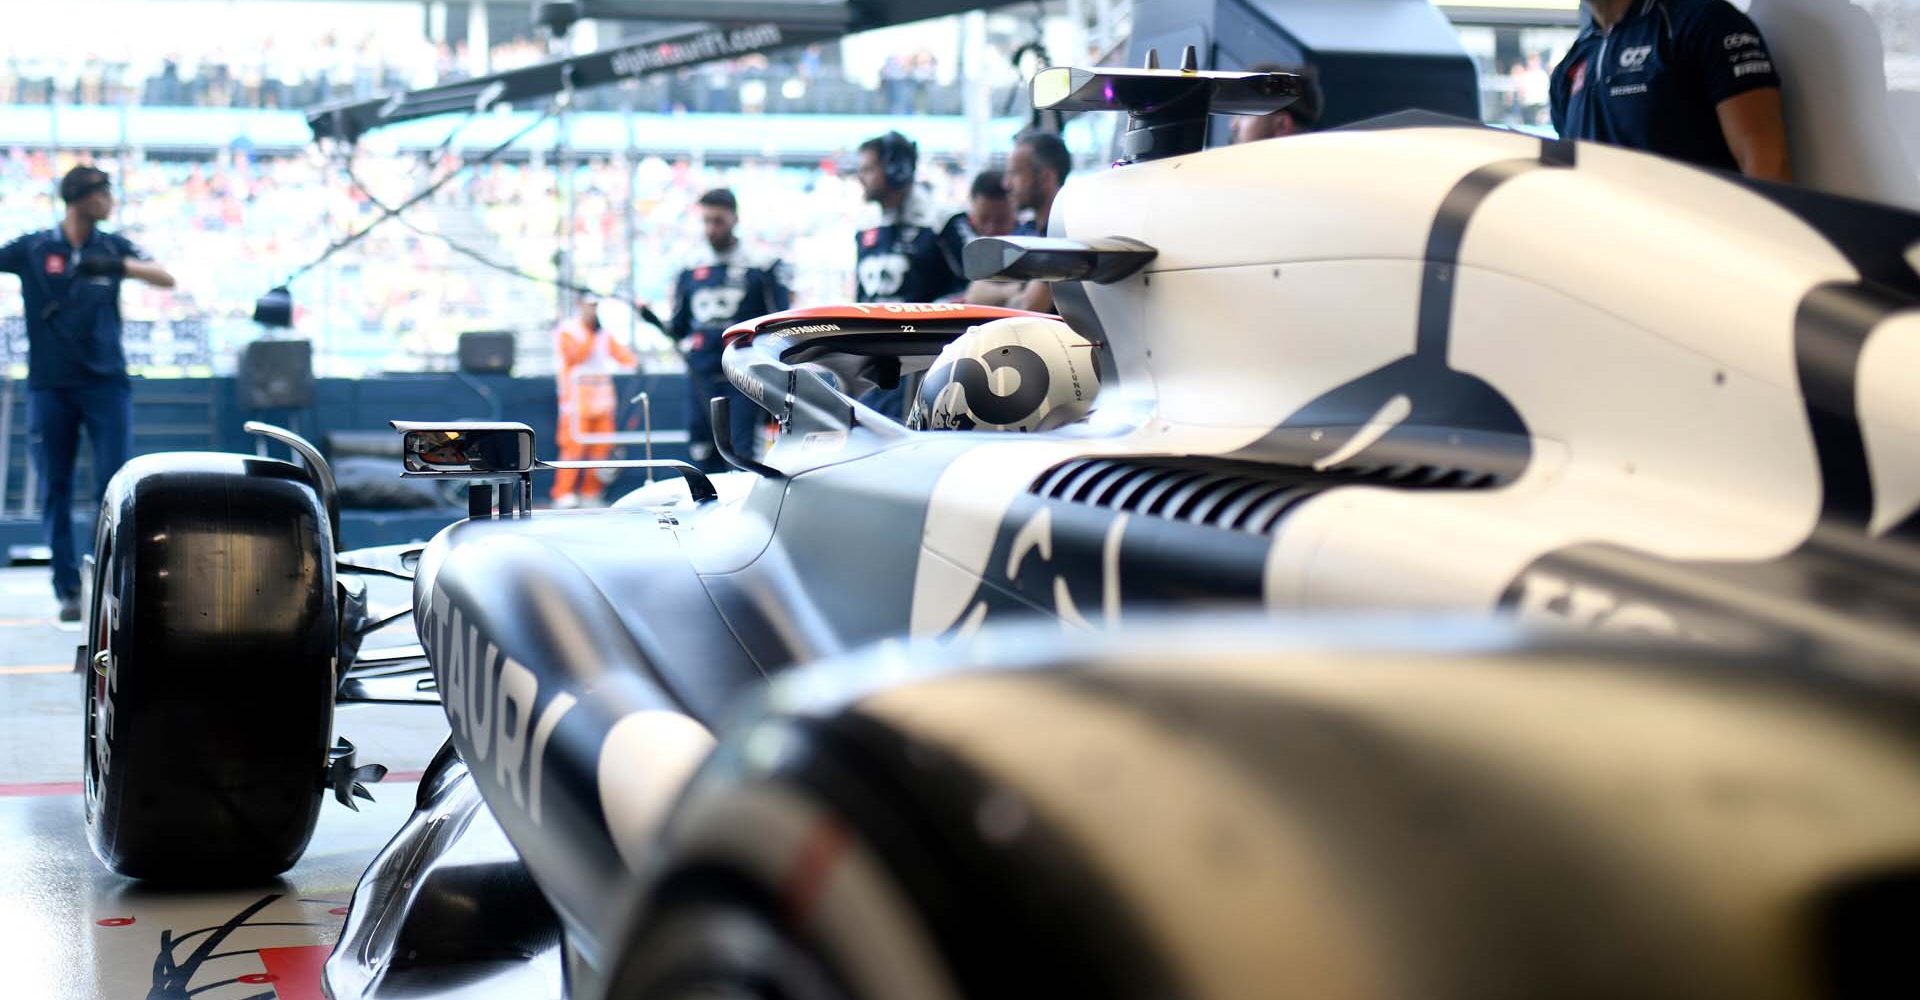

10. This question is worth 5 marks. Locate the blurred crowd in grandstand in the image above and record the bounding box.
[0,145,975,377]
[0,35,971,117]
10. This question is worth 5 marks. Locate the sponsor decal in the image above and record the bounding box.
[779,323,844,335]
[693,266,709,281]
[873,301,968,314]
[1723,32,1763,50]
[44,252,66,276]
[421,586,577,825]
[1733,60,1774,78]
[608,24,784,78]
[1569,58,1588,97]
[1610,83,1650,97]
[801,430,848,452]
[733,364,767,404]
[860,228,878,248]
[1617,45,1652,71]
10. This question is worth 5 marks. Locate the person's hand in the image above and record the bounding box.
[78,255,125,278]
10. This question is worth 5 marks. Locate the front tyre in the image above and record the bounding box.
[84,453,338,883]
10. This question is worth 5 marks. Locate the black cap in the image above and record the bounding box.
[60,165,111,203]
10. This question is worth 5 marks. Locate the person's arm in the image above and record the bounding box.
[1547,51,1571,136]
[115,235,175,287]
[668,271,691,343]
[935,212,969,279]
[0,235,29,276]
[609,333,639,368]
[764,260,793,313]
[963,279,1020,307]
[123,259,176,288]
[1016,280,1054,314]
[1691,3,1790,182]
[556,324,591,366]
[1716,88,1792,183]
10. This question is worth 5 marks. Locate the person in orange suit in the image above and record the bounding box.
[551,295,636,508]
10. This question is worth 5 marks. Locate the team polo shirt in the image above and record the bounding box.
[855,189,963,304]
[0,227,146,388]
[1549,0,1781,173]
[668,244,791,373]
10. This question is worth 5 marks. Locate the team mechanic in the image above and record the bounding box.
[853,130,965,419]
[0,166,175,622]
[668,188,791,473]
[1551,0,1790,181]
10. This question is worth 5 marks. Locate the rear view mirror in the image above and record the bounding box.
[393,422,535,476]
[962,235,1158,285]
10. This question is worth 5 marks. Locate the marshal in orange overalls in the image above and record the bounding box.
[551,301,637,506]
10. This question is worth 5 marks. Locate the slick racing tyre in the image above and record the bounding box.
[84,453,338,883]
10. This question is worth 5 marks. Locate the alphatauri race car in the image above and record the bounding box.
[84,60,1920,1000]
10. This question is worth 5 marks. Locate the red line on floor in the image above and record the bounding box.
[0,781,82,797]
[258,943,332,1000]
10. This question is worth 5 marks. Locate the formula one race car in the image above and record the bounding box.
[85,58,1920,1000]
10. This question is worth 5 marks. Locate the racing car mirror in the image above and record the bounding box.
[962,235,1158,285]
[394,422,535,476]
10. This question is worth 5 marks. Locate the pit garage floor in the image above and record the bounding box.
[0,565,450,999]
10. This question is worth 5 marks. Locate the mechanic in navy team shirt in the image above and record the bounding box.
[853,131,964,418]
[1550,0,1791,181]
[668,188,791,473]
[854,131,964,306]
[0,166,175,622]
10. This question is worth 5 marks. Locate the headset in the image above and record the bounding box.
[875,131,918,190]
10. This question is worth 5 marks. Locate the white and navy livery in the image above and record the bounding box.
[80,54,1920,1000]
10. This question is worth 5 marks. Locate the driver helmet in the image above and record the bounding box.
[909,316,1100,432]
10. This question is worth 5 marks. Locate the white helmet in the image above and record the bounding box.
[909,316,1100,432]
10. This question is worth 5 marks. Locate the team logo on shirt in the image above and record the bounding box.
[1568,58,1588,96]
[44,253,66,276]
[1618,45,1652,71]
[1723,32,1763,51]
[857,253,910,299]
[861,229,879,249]
[691,286,747,326]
